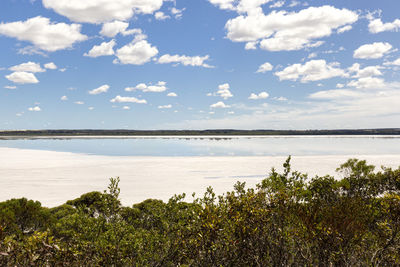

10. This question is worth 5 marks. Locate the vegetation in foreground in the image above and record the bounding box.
[1,158,400,266]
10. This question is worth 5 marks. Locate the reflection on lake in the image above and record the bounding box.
[0,135,399,156]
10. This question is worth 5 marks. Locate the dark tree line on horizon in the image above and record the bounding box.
[1,158,400,266]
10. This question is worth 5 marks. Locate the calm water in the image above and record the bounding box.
[0,136,399,156]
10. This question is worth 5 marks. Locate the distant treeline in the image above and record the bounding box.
[1,128,400,137]
[1,158,400,266]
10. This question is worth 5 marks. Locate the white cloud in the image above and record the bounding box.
[274,96,287,101]
[210,101,230,108]
[158,104,172,109]
[88,107,95,110]
[348,63,383,78]
[100,21,140,37]
[155,11,170,20]
[158,54,213,68]
[208,0,236,11]
[214,83,233,99]
[384,58,400,66]
[270,1,284,8]
[125,81,167,93]
[4,85,17,90]
[74,101,85,105]
[10,62,45,73]
[60,95,68,101]
[122,106,131,110]
[89,84,110,95]
[114,39,158,65]
[274,60,347,82]
[245,41,257,50]
[347,77,385,89]
[84,40,116,58]
[353,42,392,59]
[368,18,400,33]
[337,25,352,34]
[249,92,269,100]
[110,95,147,104]
[336,83,345,88]
[225,5,358,51]
[5,72,39,84]
[42,0,166,23]
[171,7,185,19]
[44,62,57,70]
[0,16,87,52]
[28,106,41,112]
[309,89,361,100]
[256,62,273,73]
[167,92,178,97]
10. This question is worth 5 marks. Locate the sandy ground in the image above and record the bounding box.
[1,147,399,207]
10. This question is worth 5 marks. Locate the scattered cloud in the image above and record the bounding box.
[273,96,287,101]
[0,16,87,52]
[155,11,170,20]
[274,60,347,82]
[309,89,361,100]
[44,62,57,70]
[167,92,178,97]
[60,95,68,101]
[249,92,269,100]
[368,18,400,33]
[4,85,17,90]
[5,72,39,84]
[125,81,167,93]
[224,5,358,51]
[337,25,352,34]
[110,95,147,104]
[42,0,166,23]
[100,21,140,37]
[84,40,116,58]
[256,62,273,73]
[89,84,110,95]
[384,58,400,66]
[158,104,172,109]
[210,101,230,108]
[347,77,385,89]
[270,1,284,8]
[158,54,213,68]
[9,62,45,73]
[353,42,392,59]
[213,83,233,99]
[28,106,41,111]
[171,7,185,19]
[74,101,84,105]
[114,39,158,65]
[122,106,131,110]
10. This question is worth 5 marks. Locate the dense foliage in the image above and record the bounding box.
[1,158,400,266]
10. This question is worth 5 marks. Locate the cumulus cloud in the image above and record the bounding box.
[100,21,140,37]
[158,54,213,68]
[74,101,85,105]
[84,40,116,58]
[384,58,400,66]
[0,16,87,52]
[337,25,352,34]
[274,60,347,82]
[60,95,68,101]
[42,0,166,23]
[214,83,233,99]
[348,63,383,78]
[44,62,57,70]
[114,39,158,65]
[167,92,178,97]
[249,92,269,100]
[171,7,185,19]
[368,18,400,33]
[224,5,358,51]
[347,77,385,89]
[5,72,39,84]
[158,104,172,109]
[28,106,41,112]
[256,62,273,73]
[110,95,147,104]
[9,62,45,73]
[125,81,167,93]
[270,1,284,8]
[89,84,110,95]
[210,101,230,108]
[353,42,392,59]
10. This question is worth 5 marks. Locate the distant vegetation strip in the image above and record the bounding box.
[1,158,400,265]
[0,128,400,137]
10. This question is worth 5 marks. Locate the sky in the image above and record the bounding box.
[0,0,400,130]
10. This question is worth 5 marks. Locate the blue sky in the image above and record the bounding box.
[0,0,399,130]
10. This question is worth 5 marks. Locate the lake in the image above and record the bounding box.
[0,135,399,207]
